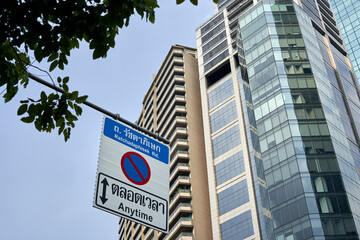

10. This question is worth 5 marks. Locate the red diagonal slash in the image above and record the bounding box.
[127,155,146,182]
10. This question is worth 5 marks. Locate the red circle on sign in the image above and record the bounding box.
[121,152,151,185]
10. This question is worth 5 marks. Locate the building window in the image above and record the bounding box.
[204,49,229,72]
[202,30,227,54]
[201,21,225,44]
[218,180,249,215]
[220,210,254,239]
[215,151,245,185]
[208,77,234,110]
[200,13,224,35]
[210,100,237,133]
[203,40,228,63]
[212,125,241,158]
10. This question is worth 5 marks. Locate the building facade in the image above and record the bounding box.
[196,0,360,239]
[118,45,212,240]
[329,0,360,82]
[118,0,360,239]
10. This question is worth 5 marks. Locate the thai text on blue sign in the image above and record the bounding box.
[103,117,168,164]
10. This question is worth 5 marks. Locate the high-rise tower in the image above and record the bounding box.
[329,0,360,82]
[196,1,275,239]
[330,0,360,81]
[196,0,360,239]
[118,45,212,240]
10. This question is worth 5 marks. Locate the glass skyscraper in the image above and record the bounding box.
[329,0,360,82]
[197,0,360,239]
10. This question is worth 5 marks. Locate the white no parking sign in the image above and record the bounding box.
[93,116,169,233]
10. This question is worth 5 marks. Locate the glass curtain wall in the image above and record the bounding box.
[238,1,359,239]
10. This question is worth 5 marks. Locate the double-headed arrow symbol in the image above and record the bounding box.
[100,178,109,204]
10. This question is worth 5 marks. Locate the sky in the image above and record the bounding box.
[0,1,213,239]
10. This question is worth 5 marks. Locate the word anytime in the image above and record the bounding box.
[118,203,153,222]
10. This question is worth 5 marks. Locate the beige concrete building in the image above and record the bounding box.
[118,45,212,240]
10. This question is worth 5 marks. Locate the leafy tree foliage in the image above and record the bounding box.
[0,0,215,141]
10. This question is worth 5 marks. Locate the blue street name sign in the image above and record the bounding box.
[103,117,168,164]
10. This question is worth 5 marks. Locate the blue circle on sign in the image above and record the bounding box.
[121,152,151,185]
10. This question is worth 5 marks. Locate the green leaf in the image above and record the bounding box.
[40,91,47,102]
[176,0,185,4]
[27,104,35,114]
[74,104,82,116]
[149,14,155,23]
[135,7,144,18]
[21,116,35,123]
[89,39,97,50]
[60,46,70,56]
[17,104,28,115]
[58,122,65,135]
[20,74,30,88]
[61,92,71,100]
[75,95,88,104]
[49,60,59,72]
[48,52,58,62]
[93,47,106,59]
[34,103,43,115]
[4,86,19,103]
[65,111,78,122]
[190,0,198,5]
[60,53,68,65]
[68,121,75,128]
[48,93,55,101]
[58,61,64,70]
[64,127,71,142]
[34,46,43,62]
[72,38,80,48]
[70,91,79,100]
[63,76,69,84]
[68,101,74,108]
[56,118,65,127]
[34,117,42,131]
[63,83,69,92]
